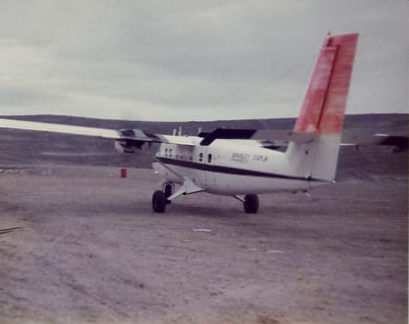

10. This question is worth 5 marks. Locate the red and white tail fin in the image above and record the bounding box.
[286,33,359,181]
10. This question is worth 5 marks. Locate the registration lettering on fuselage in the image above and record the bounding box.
[253,154,268,162]
[232,153,250,163]
[232,153,268,163]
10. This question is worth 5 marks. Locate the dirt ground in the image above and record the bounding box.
[0,165,407,324]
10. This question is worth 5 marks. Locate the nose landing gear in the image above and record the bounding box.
[163,182,174,205]
[152,191,167,213]
[152,182,175,213]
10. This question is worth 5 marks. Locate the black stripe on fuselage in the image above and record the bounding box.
[155,157,323,182]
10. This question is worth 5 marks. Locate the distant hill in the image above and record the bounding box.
[0,114,407,179]
[2,113,408,135]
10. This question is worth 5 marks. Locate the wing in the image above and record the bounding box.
[2,119,405,152]
[198,128,315,146]
[0,118,193,154]
[0,118,120,138]
[198,127,409,152]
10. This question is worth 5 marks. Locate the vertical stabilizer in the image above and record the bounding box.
[287,33,359,181]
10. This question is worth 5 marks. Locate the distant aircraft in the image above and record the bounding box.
[0,33,407,213]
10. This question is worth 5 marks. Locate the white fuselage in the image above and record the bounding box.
[152,135,327,195]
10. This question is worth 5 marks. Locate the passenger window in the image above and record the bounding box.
[165,148,168,157]
[169,149,172,158]
[199,153,203,162]
[208,154,212,163]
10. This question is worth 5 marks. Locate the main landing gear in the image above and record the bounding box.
[233,194,259,214]
[243,194,259,214]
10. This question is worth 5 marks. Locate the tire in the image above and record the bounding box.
[244,194,259,214]
[152,191,167,213]
[164,183,173,205]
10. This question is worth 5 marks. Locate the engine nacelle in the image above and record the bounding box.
[115,139,144,154]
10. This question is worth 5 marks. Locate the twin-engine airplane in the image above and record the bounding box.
[0,33,406,213]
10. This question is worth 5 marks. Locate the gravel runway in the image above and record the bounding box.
[0,165,407,324]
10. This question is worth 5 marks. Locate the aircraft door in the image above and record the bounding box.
[193,148,206,188]
[204,148,218,191]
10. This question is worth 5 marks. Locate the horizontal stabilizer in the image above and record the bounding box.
[341,133,409,152]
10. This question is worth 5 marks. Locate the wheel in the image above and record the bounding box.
[164,183,173,205]
[152,191,167,213]
[244,194,259,214]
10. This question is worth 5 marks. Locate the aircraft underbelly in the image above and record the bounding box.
[152,162,182,183]
[152,162,204,185]
[205,171,312,195]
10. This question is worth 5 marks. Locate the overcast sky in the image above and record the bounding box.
[0,0,408,121]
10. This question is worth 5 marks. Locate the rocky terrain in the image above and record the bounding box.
[0,113,407,324]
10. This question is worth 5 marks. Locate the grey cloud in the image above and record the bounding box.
[1,83,62,107]
[0,0,407,121]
